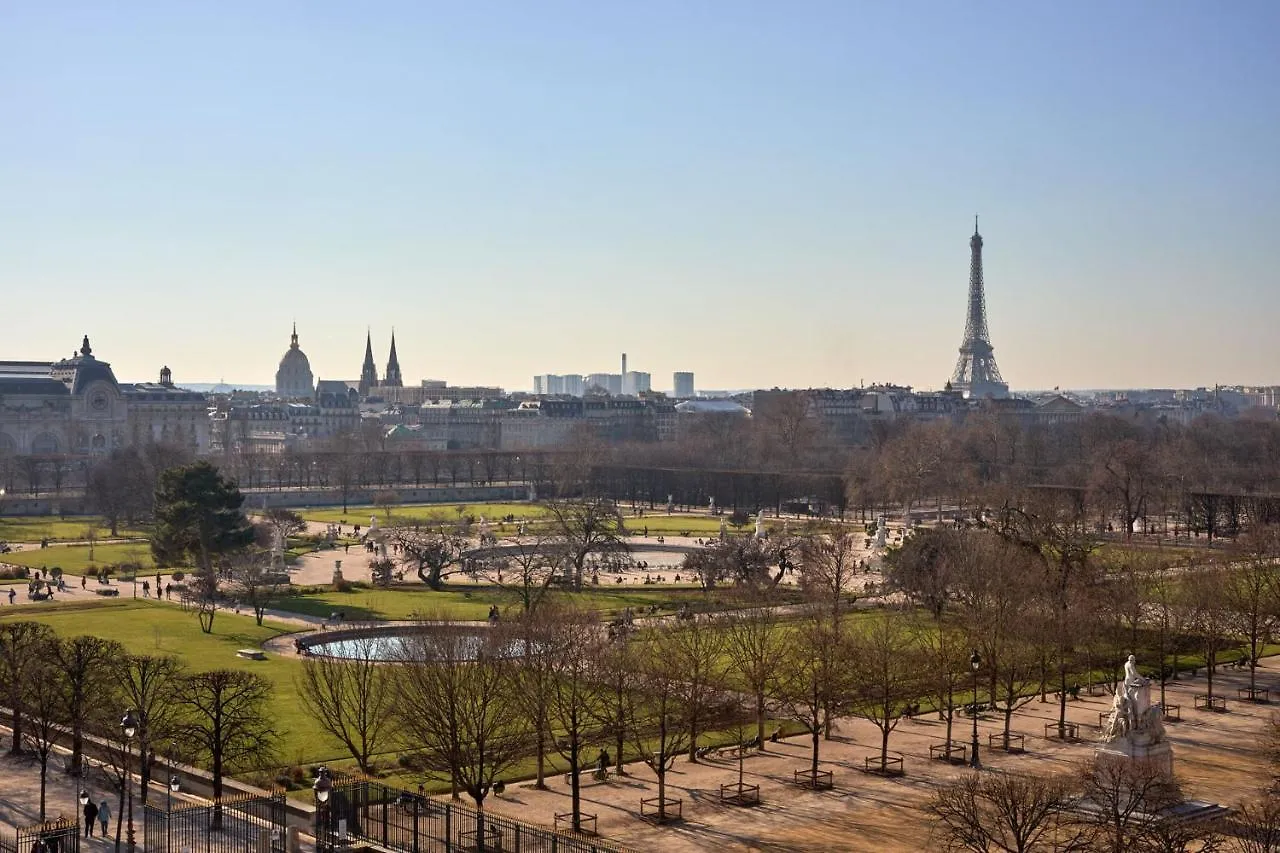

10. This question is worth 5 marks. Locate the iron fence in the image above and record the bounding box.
[0,818,80,853]
[321,774,632,853]
[144,790,287,853]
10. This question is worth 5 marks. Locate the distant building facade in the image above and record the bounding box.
[0,336,210,458]
[673,372,695,398]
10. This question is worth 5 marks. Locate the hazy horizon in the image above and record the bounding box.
[3,2,1278,392]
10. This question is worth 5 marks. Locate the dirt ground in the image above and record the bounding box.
[481,662,1276,852]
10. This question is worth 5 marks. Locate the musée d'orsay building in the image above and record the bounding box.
[0,336,210,459]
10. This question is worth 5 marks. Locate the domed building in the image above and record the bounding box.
[275,324,315,400]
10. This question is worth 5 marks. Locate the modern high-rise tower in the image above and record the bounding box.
[949,218,1009,399]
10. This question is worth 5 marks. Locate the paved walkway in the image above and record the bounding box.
[481,662,1276,852]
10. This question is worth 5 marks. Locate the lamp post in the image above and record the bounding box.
[121,710,139,853]
[78,790,89,837]
[166,775,180,812]
[313,766,332,853]
[969,651,982,769]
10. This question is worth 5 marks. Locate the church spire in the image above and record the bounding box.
[359,330,379,397]
[290,322,299,349]
[384,329,403,388]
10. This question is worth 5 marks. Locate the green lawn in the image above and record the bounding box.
[0,599,344,766]
[3,541,155,573]
[296,502,548,526]
[271,583,741,622]
[0,515,151,544]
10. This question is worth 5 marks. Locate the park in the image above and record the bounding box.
[1,458,1279,853]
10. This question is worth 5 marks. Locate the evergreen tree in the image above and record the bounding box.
[151,461,253,572]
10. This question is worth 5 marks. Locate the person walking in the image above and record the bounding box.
[96,799,111,838]
[82,798,98,837]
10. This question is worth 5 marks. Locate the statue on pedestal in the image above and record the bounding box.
[755,511,766,539]
[1097,655,1170,774]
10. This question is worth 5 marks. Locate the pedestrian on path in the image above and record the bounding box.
[97,800,111,838]
[83,798,98,837]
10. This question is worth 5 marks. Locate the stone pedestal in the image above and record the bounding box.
[332,559,345,585]
[1094,737,1173,777]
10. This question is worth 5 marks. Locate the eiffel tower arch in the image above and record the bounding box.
[950,217,1009,399]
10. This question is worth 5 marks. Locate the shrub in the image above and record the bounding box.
[171,571,186,582]
[0,566,29,581]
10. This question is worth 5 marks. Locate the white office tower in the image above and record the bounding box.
[673,372,695,398]
[563,374,585,396]
[533,375,545,395]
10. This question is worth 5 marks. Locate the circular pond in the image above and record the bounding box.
[301,625,525,662]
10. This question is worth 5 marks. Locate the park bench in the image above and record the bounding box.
[987,732,1025,753]
[1194,694,1227,712]
[930,741,967,764]
[639,796,683,823]
[563,767,609,786]
[94,588,119,597]
[1162,703,1181,722]
[554,813,597,835]
[962,702,991,717]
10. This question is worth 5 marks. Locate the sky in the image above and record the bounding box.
[2,2,1278,393]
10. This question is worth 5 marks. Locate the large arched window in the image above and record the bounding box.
[30,433,60,455]
[0,433,16,454]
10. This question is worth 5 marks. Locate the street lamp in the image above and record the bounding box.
[969,651,982,770]
[313,767,333,853]
[167,775,180,811]
[121,710,139,853]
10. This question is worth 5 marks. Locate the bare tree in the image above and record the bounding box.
[544,605,608,833]
[297,637,396,774]
[1077,758,1184,853]
[624,626,692,821]
[929,771,1085,853]
[593,634,636,777]
[0,621,55,754]
[724,599,788,748]
[483,531,558,615]
[394,622,530,822]
[798,532,859,628]
[667,613,728,761]
[120,654,186,805]
[847,611,927,771]
[55,634,125,775]
[389,520,470,590]
[772,614,849,784]
[1183,563,1235,702]
[680,535,791,591]
[175,669,277,826]
[1225,527,1280,696]
[1235,796,1280,853]
[225,548,286,625]
[913,612,969,753]
[22,648,67,821]
[261,507,306,544]
[543,497,628,590]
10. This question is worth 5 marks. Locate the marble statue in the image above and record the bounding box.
[755,511,766,539]
[874,515,888,549]
[667,495,674,514]
[709,496,716,514]
[1098,654,1170,774]
[719,518,728,541]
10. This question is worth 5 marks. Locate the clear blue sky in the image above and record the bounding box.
[3,1,1277,392]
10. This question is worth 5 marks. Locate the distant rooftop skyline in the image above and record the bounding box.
[3,2,1278,391]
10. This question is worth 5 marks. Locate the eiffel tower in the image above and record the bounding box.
[949,217,1009,399]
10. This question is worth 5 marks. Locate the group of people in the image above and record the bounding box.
[81,796,112,838]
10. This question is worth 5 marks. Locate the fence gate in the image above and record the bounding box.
[13,818,79,853]
[144,791,287,853]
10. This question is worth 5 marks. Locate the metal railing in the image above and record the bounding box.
[144,790,287,853]
[321,773,633,853]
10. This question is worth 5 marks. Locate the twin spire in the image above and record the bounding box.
[359,329,402,394]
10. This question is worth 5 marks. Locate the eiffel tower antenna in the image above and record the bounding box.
[949,217,1009,399]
